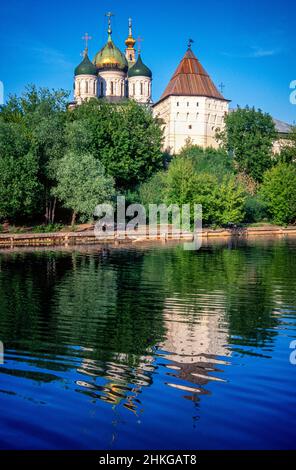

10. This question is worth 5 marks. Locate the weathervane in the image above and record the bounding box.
[188,38,194,49]
[137,36,144,54]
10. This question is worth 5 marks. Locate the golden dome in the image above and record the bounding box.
[125,18,136,49]
[94,35,128,72]
[125,36,136,48]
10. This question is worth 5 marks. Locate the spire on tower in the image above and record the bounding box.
[125,17,136,66]
[128,17,133,37]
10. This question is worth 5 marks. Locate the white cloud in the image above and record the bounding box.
[222,46,281,59]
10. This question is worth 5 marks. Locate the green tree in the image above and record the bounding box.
[66,100,163,189]
[218,107,276,182]
[165,158,246,225]
[179,144,234,178]
[0,121,41,220]
[0,85,70,223]
[52,151,115,225]
[260,163,296,225]
[277,125,296,164]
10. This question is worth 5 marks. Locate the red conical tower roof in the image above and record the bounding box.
[158,48,227,103]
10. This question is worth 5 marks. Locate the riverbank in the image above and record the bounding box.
[0,225,296,249]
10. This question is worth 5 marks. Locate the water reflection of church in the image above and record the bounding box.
[76,295,231,412]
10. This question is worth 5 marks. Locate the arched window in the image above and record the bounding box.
[93,81,96,95]
[140,82,143,95]
[111,82,114,95]
[85,81,89,94]
[133,83,136,95]
[100,82,104,97]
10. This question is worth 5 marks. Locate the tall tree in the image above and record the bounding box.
[0,121,41,220]
[52,151,115,225]
[66,100,164,190]
[218,107,276,182]
[260,163,296,225]
[0,85,70,223]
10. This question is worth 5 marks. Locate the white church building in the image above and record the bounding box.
[72,14,289,155]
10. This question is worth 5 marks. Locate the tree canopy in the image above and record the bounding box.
[218,107,276,182]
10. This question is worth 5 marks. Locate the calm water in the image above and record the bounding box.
[0,238,296,450]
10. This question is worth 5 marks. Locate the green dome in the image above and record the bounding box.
[75,53,97,76]
[94,34,128,72]
[128,54,152,79]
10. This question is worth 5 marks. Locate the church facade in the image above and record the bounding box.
[72,15,231,154]
[74,16,152,105]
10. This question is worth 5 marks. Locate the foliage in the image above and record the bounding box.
[179,144,234,178]
[244,195,268,224]
[218,107,276,182]
[277,125,296,164]
[0,150,41,220]
[52,151,115,224]
[165,157,246,225]
[66,100,163,189]
[138,171,167,208]
[260,163,296,225]
[31,224,64,233]
[0,86,70,223]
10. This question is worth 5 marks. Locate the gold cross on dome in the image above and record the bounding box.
[105,11,114,32]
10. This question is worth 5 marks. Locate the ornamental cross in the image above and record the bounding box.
[137,36,144,54]
[219,82,225,94]
[105,11,114,31]
[82,32,92,51]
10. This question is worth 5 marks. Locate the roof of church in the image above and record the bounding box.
[128,54,152,78]
[75,51,97,76]
[156,48,229,104]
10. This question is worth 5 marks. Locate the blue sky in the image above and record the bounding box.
[0,0,295,122]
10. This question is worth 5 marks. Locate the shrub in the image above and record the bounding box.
[260,163,296,225]
[244,196,268,224]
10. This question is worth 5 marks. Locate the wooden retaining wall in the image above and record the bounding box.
[0,226,296,249]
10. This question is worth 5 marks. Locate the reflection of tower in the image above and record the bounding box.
[161,296,231,394]
[125,18,136,67]
[76,351,156,414]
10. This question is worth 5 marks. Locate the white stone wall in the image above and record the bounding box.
[74,75,98,104]
[128,76,152,104]
[98,70,127,98]
[153,96,229,154]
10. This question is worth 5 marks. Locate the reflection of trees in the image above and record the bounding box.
[0,251,73,351]
[0,239,295,405]
[154,242,295,349]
